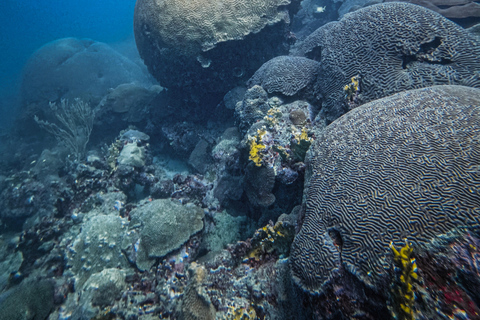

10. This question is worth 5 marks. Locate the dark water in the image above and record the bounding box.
[0,0,135,128]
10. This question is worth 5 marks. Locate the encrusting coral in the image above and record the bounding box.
[226,304,257,320]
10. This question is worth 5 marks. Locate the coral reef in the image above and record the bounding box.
[389,241,418,320]
[4,2,480,320]
[124,199,205,271]
[293,2,480,124]
[134,0,301,113]
[291,85,480,294]
[236,86,314,210]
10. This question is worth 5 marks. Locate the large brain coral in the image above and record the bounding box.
[290,85,480,294]
[134,0,300,102]
[135,0,293,56]
[386,0,480,21]
[293,2,480,123]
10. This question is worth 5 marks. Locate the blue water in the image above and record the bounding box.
[0,0,136,128]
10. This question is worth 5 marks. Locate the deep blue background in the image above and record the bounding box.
[0,0,136,127]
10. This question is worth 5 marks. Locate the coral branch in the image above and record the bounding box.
[34,98,94,161]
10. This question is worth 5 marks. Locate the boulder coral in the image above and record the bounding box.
[134,0,301,106]
[293,2,480,124]
[291,85,480,294]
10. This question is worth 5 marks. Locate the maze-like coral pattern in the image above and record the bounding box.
[291,85,480,293]
[134,0,292,56]
[248,56,321,97]
[294,2,480,123]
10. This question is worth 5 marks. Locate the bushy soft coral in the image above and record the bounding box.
[291,127,312,162]
[248,129,267,167]
[390,241,418,320]
[247,221,294,261]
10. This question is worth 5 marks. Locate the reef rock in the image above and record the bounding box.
[70,268,127,320]
[291,85,480,294]
[117,142,146,168]
[0,279,54,320]
[67,215,130,287]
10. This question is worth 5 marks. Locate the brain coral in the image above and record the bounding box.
[134,0,299,100]
[129,199,204,271]
[135,0,292,56]
[386,0,480,20]
[248,56,321,98]
[290,85,480,294]
[293,2,480,123]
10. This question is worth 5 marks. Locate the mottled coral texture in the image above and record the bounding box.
[291,85,480,294]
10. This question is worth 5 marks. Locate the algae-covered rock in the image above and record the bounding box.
[0,279,54,320]
[0,251,23,292]
[117,142,146,168]
[70,268,127,320]
[83,268,127,307]
[128,199,205,271]
[67,215,129,287]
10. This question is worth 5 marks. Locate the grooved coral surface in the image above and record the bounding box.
[291,85,480,294]
[294,2,480,123]
[181,263,216,320]
[385,0,480,19]
[244,162,276,208]
[134,0,292,56]
[133,0,298,100]
[129,199,204,271]
[248,56,321,97]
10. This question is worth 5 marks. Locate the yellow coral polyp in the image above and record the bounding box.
[247,221,292,261]
[390,240,418,320]
[299,127,311,141]
[344,75,361,100]
[293,127,311,143]
[248,129,267,167]
[351,76,360,91]
[226,305,257,320]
